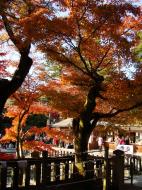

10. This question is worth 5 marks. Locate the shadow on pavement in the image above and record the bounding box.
[122,184,142,190]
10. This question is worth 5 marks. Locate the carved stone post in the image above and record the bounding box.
[112,149,124,190]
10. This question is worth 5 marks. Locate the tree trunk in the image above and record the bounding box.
[0,53,32,114]
[16,137,20,159]
[0,80,11,114]
[16,121,22,158]
[73,75,104,175]
[16,132,25,158]
[0,6,32,114]
[73,118,95,176]
[20,139,24,158]
[74,129,90,162]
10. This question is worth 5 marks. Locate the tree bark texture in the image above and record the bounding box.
[73,77,104,175]
[0,53,32,114]
[0,4,32,114]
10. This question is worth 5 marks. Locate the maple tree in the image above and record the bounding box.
[1,72,52,157]
[0,0,33,114]
[4,75,41,157]
[21,0,142,172]
[2,73,71,158]
[0,0,59,114]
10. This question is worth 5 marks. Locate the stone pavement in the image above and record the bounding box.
[123,184,142,190]
[123,174,142,190]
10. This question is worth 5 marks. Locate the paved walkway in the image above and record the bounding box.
[123,185,142,190]
[123,174,142,190]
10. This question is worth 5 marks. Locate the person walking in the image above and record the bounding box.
[97,136,103,151]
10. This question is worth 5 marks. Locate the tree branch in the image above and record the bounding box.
[93,102,142,119]
[94,47,111,71]
[46,47,89,76]
[0,4,32,114]
[1,12,21,52]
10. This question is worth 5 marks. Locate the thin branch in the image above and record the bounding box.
[94,47,111,71]
[74,3,92,75]
[77,47,91,74]
[1,12,21,52]
[75,20,91,74]
[93,102,142,119]
[84,15,110,43]
[98,59,113,71]
[47,47,89,76]
[19,105,30,123]
[88,59,93,70]
[1,9,31,55]
[63,37,76,50]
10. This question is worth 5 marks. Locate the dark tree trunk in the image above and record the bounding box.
[0,53,32,114]
[73,116,99,176]
[72,75,104,175]
[20,140,24,158]
[16,138,20,159]
[0,4,33,114]
[16,121,21,158]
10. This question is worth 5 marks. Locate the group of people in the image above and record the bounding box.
[96,135,130,151]
[35,134,73,149]
[115,135,130,146]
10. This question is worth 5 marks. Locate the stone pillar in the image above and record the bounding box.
[112,149,124,190]
[103,147,111,190]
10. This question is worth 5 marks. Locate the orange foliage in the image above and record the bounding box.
[27,126,73,143]
[2,74,73,153]
[1,0,141,123]
[28,0,142,124]
[23,140,53,152]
